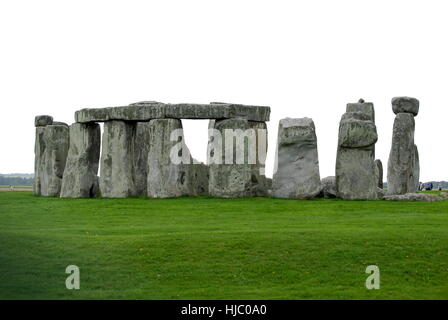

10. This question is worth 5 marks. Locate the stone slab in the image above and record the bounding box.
[75,102,270,123]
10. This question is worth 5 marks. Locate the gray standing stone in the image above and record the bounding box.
[146,119,208,198]
[374,159,383,189]
[413,144,420,192]
[133,122,152,195]
[100,121,137,198]
[33,126,46,195]
[336,109,378,200]
[208,118,268,197]
[35,115,53,127]
[321,176,337,198]
[40,124,70,197]
[387,113,415,195]
[392,97,419,116]
[272,118,321,199]
[60,123,101,198]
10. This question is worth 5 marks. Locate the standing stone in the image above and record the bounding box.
[40,124,70,196]
[60,123,101,198]
[387,112,416,195]
[374,159,383,189]
[133,122,152,196]
[272,118,321,199]
[336,109,378,200]
[146,119,207,198]
[147,119,183,198]
[413,144,420,192]
[248,121,269,197]
[100,121,137,198]
[34,126,47,195]
[208,118,268,197]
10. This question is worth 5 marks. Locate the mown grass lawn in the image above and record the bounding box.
[0,191,447,300]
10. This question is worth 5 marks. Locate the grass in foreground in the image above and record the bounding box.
[0,191,447,300]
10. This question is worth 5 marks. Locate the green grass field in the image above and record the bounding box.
[0,191,447,300]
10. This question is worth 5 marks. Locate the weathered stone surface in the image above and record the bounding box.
[338,115,378,148]
[33,127,46,195]
[60,123,101,198]
[35,115,53,127]
[147,119,208,198]
[336,109,378,200]
[39,124,70,196]
[208,118,268,197]
[384,193,441,202]
[387,113,416,195]
[133,122,152,195]
[272,118,321,199]
[248,121,269,197]
[75,102,270,123]
[413,145,420,192]
[321,176,337,198]
[392,97,419,116]
[374,159,383,189]
[346,100,375,122]
[53,121,69,127]
[186,162,209,196]
[100,121,137,198]
[377,187,385,199]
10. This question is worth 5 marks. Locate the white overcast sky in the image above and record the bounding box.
[0,0,447,181]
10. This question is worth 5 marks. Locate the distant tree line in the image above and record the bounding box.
[0,175,34,186]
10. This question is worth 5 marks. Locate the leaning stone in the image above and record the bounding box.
[392,97,419,116]
[384,193,441,202]
[100,121,137,198]
[272,118,321,199]
[387,113,415,195]
[35,115,53,127]
[321,176,337,198]
[60,123,101,198]
[374,159,383,189]
[40,124,70,197]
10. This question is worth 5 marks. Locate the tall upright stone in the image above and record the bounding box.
[413,144,420,191]
[60,123,101,198]
[40,124,70,196]
[146,119,208,198]
[133,122,152,196]
[34,126,47,195]
[100,121,137,198]
[387,97,419,195]
[374,159,383,189]
[272,118,321,199]
[336,102,378,200]
[208,118,268,197]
